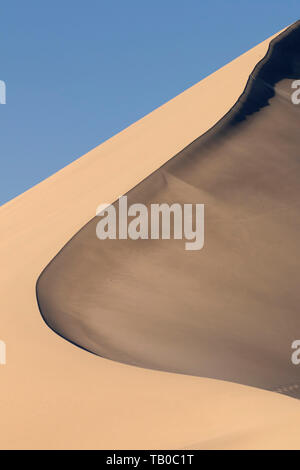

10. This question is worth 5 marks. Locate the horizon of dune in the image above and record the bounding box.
[2,23,300,450]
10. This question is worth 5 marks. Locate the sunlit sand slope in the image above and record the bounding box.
[1,24,300,450]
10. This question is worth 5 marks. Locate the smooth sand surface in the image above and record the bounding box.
[37,22,300,398]
[2,24,300,450]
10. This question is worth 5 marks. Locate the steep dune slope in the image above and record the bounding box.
[37,23,300,397]
[1,24,300,449]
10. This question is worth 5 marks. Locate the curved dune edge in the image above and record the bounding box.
[1,24,300,450]
[36,22,300,397]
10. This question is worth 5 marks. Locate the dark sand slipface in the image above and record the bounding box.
[37,22,300,398]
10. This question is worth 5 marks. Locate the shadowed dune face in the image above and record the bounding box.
[37,22,300,398]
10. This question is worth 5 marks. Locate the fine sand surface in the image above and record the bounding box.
[38,22,300,397]
[1,23,300,450]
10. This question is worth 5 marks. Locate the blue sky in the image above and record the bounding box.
[0,1,299,205]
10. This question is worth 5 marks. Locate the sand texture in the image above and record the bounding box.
[1,23,300,449]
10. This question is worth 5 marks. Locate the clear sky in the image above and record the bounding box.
[0,1,299,205]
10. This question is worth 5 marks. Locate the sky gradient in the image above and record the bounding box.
[1,0,299,204]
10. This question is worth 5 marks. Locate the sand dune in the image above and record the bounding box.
[37,22,300,397]
[1,23,300,450]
